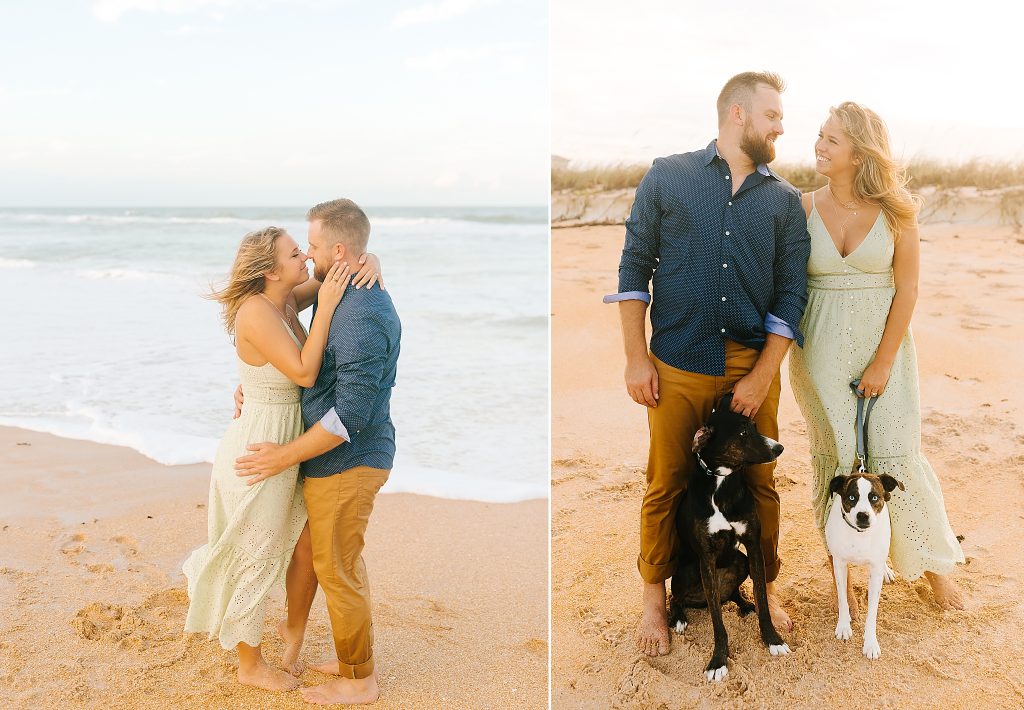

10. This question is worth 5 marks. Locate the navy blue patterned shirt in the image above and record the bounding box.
[605,140,810,376]
[300,284,400,477]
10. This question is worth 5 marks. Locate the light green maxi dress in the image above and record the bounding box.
[182,320,308,649]
[788,192,964,581]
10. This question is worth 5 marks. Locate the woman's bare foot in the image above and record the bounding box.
[764,581,793,632]
[277,620,306,676]
[925,572,966,610]
[300,673,379,705]
[237,659,302,692]
[635,581,670,657]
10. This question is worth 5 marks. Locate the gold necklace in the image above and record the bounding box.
[827,182,860,242]
[259,293,295,325]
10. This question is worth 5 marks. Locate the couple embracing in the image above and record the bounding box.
[181,198,398,705]
[606,71,967,657]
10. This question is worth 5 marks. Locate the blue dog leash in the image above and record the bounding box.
[850,379,878,473]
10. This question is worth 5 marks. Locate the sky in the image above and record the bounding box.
[0,0,548,206]
[552,0,1024,169]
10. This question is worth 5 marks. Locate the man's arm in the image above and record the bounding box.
[731,333,791,418]
[604,161,662,407]
[235,423,344,485]
[731,192,810,417]
[619,300,659,407]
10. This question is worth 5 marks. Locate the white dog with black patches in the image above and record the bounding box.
[825,472,904,660]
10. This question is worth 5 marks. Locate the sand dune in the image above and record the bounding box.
[551,209,1024,709]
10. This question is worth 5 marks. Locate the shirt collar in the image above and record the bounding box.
[706,139,775,178]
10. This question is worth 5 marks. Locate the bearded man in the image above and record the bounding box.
[603,71,811,656]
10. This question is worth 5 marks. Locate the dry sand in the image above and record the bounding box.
[552,212,1024,708]
[0,428,548,709]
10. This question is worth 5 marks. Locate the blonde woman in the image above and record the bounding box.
[182,226,381,691]
[788,102,966,612]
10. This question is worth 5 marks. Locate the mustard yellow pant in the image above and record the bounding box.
[303,466,389,679]
[639,341,783,584]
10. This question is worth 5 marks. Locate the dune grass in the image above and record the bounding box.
[552,159,1024,193]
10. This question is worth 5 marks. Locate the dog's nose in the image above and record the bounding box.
[856,512,870,527]
[771,443,783,456]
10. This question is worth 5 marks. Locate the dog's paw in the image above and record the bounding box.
[835,621,853,641]
[673,620,687,634]
[863,637,881,660]
[883,564,896,584]
[704,664,728,682]
[768,643,791,656]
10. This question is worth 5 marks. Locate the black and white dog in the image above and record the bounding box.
[668,393,791,682]
[825,472,904,660]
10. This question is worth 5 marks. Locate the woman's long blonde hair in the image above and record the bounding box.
[208,226,286,335]
[830,101,922,240]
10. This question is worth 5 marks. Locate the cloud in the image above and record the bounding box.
[93,0,245,23]
[392,0,496,28]
[404,42,525,72]
[432,170,460,188]
[166,23,223,35]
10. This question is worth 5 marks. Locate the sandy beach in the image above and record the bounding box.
[0,427,548,709]
[551,204,1024,708]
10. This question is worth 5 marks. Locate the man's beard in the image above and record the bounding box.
[740,124,776,166]
[313,261,329,282]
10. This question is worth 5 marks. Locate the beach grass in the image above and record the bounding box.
[552,158,1024,192]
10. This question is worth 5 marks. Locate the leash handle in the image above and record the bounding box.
[850,379,878,472]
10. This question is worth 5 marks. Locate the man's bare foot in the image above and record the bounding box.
[277,620,306,676]
[237,660,302,692]
[764,581,793,632]
[925,572,966,610]
[635,581,670,657]
[300,673,379,705]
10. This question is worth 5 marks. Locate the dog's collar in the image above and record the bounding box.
[696,453,728,478]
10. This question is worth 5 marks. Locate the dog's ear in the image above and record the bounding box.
[878,474,905,500]
[828,475,848,499]
[718,392,734,413]
[692,425,714,453]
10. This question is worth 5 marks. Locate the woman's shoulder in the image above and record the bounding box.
[235,295,275,331]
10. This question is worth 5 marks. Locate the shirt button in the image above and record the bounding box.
[725,231,730,236]
[725,175,730,180]
[721,296,727,301]
[728,201,732,206]
[722,263,728,268]
[721,328,726,333]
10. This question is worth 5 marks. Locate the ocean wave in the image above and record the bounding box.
[0,258,37,269]
[79,268,179,282]
[381,456,548,502]
[0,212,264,226]
[0,417,547,502]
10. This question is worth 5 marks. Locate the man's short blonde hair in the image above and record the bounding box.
[307,198,371,253]
[716,71,786,127]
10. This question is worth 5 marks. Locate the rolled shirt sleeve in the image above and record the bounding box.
[318,408,351,441]
[770,191,811,347]
[764,312,796,340]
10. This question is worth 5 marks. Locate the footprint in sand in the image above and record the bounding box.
[59,532,88,558]
[111,535,139,558]
[961,320,992,330]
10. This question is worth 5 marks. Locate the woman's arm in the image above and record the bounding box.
[292,253,384,312]
[237,263,350,387]
[858,222,920,397]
